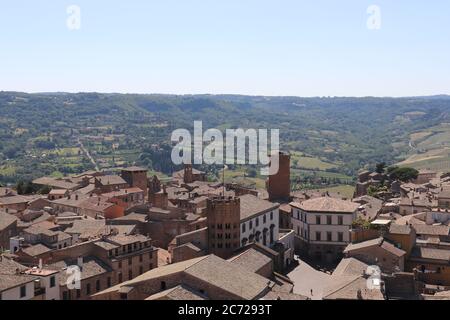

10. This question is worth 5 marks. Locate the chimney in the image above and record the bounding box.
[77,257,83,270]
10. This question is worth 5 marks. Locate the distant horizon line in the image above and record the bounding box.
[1,90,450,100]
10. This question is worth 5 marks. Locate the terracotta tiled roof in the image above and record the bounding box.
[412,247,450,262]
[32,177,79,190]
[0,212,18,231]
[239,194,279,220]
[96,175,127,186]
[0,187,17,197]
[292,197,359,213]
[49,257,111,283]
[412,224,450,236]
[145,285,206,300]
[389,224,412,235]
[229,248,272,274]
[344,238,406,257]
[323,276,384,300]
[333,258,369,277]
[22,244,52,257]
[0,257,37,292]
[184,255,273,300]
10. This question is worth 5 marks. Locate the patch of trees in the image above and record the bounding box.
[387,166,419,182]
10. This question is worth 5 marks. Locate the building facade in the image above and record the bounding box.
[207,197,241,259]
[291,197,358,262]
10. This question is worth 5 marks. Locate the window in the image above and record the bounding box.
[316,216,321,225]
[338,232,344,242]
[139,254,143,263]
[128,257,132,266]
[256,218,259,227]
[86,283,91,295]
[107,277,111,288]
[249,221,253,229]
[63,291,69,300]
[20,285,27,298]
[242,223,246,233]
[118,261,122,268]
[118,273,123,283]
[270,212,274,220]
[96,280,100,292]
[327,216,332,225]
[327,232,332,242]
[225,224,231,229]
[217,224,223,230]
[315,232,321,241]
[263,215,267,223]
[218,243,223,249]
[297,226,300,235]
[50,276,56,288]
[338,216,343,225]
[76,289,81,299]
[139,266,144,275]
[128,270,133,280]
[161,281,167,290]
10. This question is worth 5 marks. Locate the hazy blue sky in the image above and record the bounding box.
[1,1,449,96]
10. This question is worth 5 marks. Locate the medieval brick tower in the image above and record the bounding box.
[183,164,194,184]
[207,197,241,259]
[267,152,291,202]
[121,167,148,198]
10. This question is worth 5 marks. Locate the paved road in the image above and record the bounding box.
[287,257,332,300]
[78,138,100,171]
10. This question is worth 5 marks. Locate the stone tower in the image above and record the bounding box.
[267,152,291,202]
[207,197,241,259]
[121,167,148,198]
[183,164,194,184]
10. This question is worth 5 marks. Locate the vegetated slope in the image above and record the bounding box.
[1,91,450,184]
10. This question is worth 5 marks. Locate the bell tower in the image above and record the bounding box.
[207,197,241,259]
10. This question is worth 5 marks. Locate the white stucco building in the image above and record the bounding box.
[291,197,358,263]
[239,195,280,249]
[0,257,60,300]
